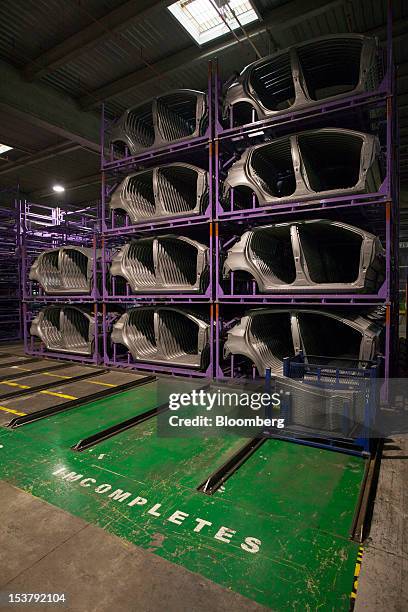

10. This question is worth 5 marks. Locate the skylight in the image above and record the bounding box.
[168,0,259,45]
[0,144,13,155]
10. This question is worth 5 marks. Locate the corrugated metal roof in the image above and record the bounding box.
[41,9,193,99]
[0,0,125,67]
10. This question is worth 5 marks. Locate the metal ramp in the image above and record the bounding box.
[72,380,209,452]
[72,400,173,451]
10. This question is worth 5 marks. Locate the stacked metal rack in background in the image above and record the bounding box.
[0,199,21,342]
[21,201,102,364]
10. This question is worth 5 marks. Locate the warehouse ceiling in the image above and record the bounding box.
[0,0,406,207]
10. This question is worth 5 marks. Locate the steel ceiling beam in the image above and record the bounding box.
[0,60,100,151]
[0,140,34,156]
[366,17,408,42]
[79,0,345,109]
[24,1,174,81]
[0,142,93,177]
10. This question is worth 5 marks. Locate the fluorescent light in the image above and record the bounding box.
[169,0,259,45]
[0,144,13,155]
[52,184,65,193]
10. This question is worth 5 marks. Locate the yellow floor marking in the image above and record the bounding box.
[40,391,77,400]
[86,380,116,387]
[11,367,31,372]
[350,545,364,604]
[0,405,26,416]
[0,382,30,389]
[42,372,71,379]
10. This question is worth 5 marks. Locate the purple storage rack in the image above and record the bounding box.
[214,7,399,383]
[100,62,214,237]
[101,150,213,237]
[20,200,101,303]
[101,64,215,378]
[214,87,391,221]
[102,302,214,379]
[213,34,392,220]
[20,200,102,364]
[0,199,21,342]
[23,302,101,365]
[101,61,213,173]
[215,201,391,305]
[102,221,213,304]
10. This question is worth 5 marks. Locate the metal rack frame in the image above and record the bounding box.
[22,301,102,365]
[20,200,101,364]
[213,4,398,385]
[0,199,21,342]
[101,220,213,304]
[102,302,214,378]
[99,63,216,377]
[20,201,101,303]
[215,201,390,305]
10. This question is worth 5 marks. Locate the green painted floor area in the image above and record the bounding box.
[0,379,365,611]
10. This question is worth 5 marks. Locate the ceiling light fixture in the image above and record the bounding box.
[52,184,65,193]
[168,0,259,45]
[0,144,13,155]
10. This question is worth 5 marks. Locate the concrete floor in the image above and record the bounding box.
[0,482,268,612]
[355,435,408,612]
